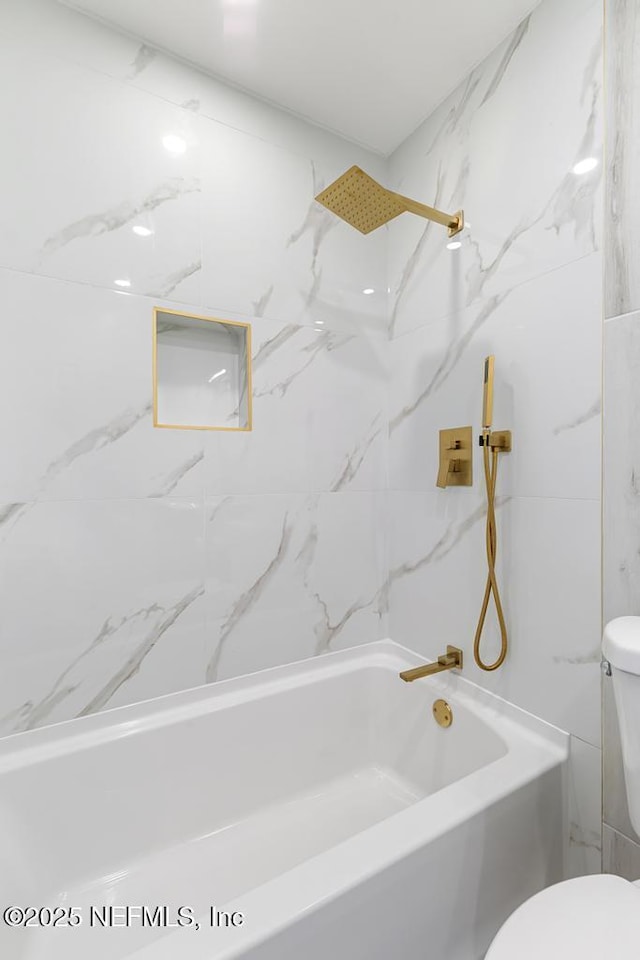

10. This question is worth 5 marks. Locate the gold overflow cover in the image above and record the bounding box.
[433,699,453,728]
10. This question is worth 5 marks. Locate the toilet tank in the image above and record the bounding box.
[603,618,640,837]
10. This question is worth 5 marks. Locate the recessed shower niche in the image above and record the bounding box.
[153,308,252,431]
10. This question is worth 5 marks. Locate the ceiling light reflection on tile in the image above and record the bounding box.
[132,225,154,237]
[572,157,598,175]
[162,134,187,155]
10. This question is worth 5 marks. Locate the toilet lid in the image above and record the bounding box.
[485,875,640,960]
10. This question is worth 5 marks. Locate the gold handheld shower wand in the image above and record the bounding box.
[474,356,511,672]
[482,356,494,433]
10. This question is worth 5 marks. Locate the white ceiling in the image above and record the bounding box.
[62,0,540,155]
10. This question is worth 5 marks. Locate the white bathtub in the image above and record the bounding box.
[0,640,567,960]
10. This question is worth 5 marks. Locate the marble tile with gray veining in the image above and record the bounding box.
[0,502,34,544]
[204,494,387,682]
[42,403,153,490]
[252,327,354,401]
[205,513,294,682]
[605,0,640,318]
[205,317,387,496]
[388,0,603,340]
[389,164,448,338]
[604,312,640,621]
[603,677,638,843]
[150,452,205,498]
[553,398,601,436]
[0,268,207,504]
[387,497,507,610]
[603,824,640,881]
[3,585,204,734]
[39,179,199,261]
[0,40,203,300]
[603,311,640,855]
[389,254,601,501]
[199,123,387,337]
[567,737,603,878]
[331,415,384,492]
[0,498,206,735]
[389,291,509,435]
[149,260,202,299]
[286,161,339,314]
[127,43,157,80]
[388,492,601,746]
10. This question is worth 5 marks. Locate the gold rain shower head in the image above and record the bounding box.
[315,165,464,238]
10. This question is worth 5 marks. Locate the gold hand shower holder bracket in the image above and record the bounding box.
[479,430,512,452]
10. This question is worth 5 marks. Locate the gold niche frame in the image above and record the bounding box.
[152,306,253,432]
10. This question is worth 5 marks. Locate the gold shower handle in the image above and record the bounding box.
[436,444,463,488]
[436,459,453,488]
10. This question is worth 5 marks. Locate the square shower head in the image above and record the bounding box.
[315,165,406,234]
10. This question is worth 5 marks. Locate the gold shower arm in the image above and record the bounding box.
[390,192,464,237]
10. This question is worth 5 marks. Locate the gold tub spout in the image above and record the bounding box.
[399,646,463,683]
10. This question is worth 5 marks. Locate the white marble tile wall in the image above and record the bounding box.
[605,0,640,320]
[603,311,640,865]
[603,0,640,881]
[387,0,603,876]
[0,2,387,336]
[388,0,603,340]
[0,0,389,734]
[204,493,387,682]
[0,0,608,889]
[603,826,640,881]
[3,0,380,174]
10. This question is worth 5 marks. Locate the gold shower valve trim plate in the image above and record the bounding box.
[315,166,464,237]
[437,426,473,488]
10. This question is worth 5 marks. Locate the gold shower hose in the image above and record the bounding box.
[473,436,508,671]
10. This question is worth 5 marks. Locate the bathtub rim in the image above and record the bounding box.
[0,639,568,771]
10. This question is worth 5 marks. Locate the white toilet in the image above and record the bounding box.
[486,617,640,959]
